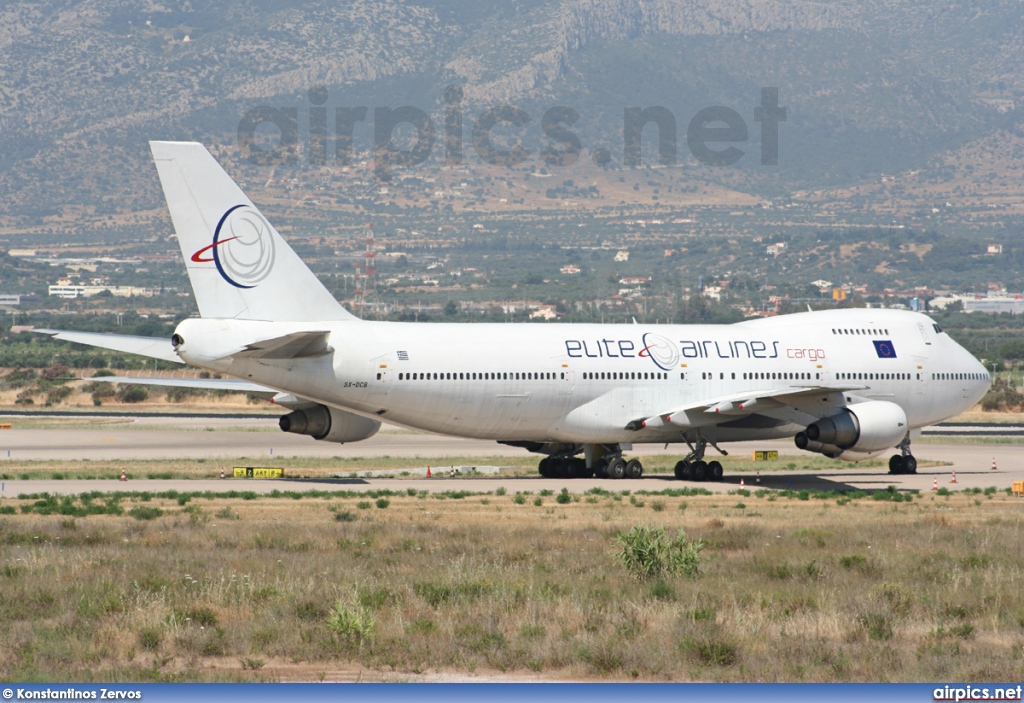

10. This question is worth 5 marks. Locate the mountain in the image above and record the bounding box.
[1,0,1023,227]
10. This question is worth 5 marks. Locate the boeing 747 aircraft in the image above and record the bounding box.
[41,142,992,481]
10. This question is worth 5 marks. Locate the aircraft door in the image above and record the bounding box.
[560,369,574,395]
[370,355,393,398]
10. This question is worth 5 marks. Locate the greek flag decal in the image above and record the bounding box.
[873,340,897,358]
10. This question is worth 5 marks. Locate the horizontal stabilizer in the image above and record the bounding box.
[35,329,183,364]
[85,375,272,393]
[233,331,332,359]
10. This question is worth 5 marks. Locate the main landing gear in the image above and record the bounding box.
[597,454,643,480]
[673,435,726,482]
[538,455,591,479]
[537,445,643,480]
[888,434,917,475]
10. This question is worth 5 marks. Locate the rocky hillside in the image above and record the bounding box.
[0,0,1022,225]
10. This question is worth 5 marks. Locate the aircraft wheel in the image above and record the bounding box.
[708,460,724,482]
[556,459,574,478]
[608,457,627,480]
[904,456,917,474]
[538,457,552,477]
[625,459,643,479]
[888,455,906,475]
[681,461,695,480]
[673,461,687,480]
[572,458,592,478]
[692,460,708,482]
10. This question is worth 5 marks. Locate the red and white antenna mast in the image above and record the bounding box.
[356,224,376,313]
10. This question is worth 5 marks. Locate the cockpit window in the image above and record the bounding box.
[933,324,943,334]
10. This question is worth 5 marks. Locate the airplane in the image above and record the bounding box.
[39,141,992,481]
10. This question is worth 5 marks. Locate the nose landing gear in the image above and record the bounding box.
[888,434,917,474]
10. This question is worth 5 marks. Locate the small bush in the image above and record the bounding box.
[327,599,375,648]
[858,612,894,641]
[513,494,526,505]
[556,488,571,504]
[334,510,357,522]
[117,385,149,403]
[128,506,163,521]
[615,525,704,581]
[185,606,218,627]
[356,501,372,510]
[681,635,739,666]
[138,627,161,651]
[375,497,390,509]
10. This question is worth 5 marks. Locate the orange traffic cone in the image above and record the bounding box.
[426,466,432,478]
[220,469,225,480]
[740,478,745,488]
[120,469,127,482]
[992,457,998,471]
[756,472,761,484]
[932,476,938,491]
[950,471,958,484]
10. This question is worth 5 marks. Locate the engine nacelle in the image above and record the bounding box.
[795,400,908,456]
[279,405,381,444]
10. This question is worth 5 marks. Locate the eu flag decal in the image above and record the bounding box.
[873,340,897,358]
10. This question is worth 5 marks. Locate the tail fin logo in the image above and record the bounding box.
[192,205,276,289]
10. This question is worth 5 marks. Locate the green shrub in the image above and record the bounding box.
[375,497,390,509]
[138,627,161,651]
[117,385,149,403]
[556,488,571,504]
[615,525,704,581]
[128,506,163,521]
[327,599,375,648]
[858,612,894,641]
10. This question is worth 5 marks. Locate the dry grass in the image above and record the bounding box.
[0,451,949,481]
[1,486,1022,682]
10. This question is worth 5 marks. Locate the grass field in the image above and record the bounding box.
[0,452,949,481]
[1,484,1021,682]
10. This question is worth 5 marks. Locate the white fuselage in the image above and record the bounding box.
[176,308,989,447]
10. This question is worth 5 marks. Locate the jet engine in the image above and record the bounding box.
[279,404,381,443]
[794,400,907,459]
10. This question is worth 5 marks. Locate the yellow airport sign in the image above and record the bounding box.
[752,450,779,461]
[233,467,286,479]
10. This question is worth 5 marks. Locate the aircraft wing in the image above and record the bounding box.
[628,384,868,430]
[35,329,183,364]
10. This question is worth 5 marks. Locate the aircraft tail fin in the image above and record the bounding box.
[149,141,357,322]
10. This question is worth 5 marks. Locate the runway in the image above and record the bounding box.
[0,414,1018,497]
